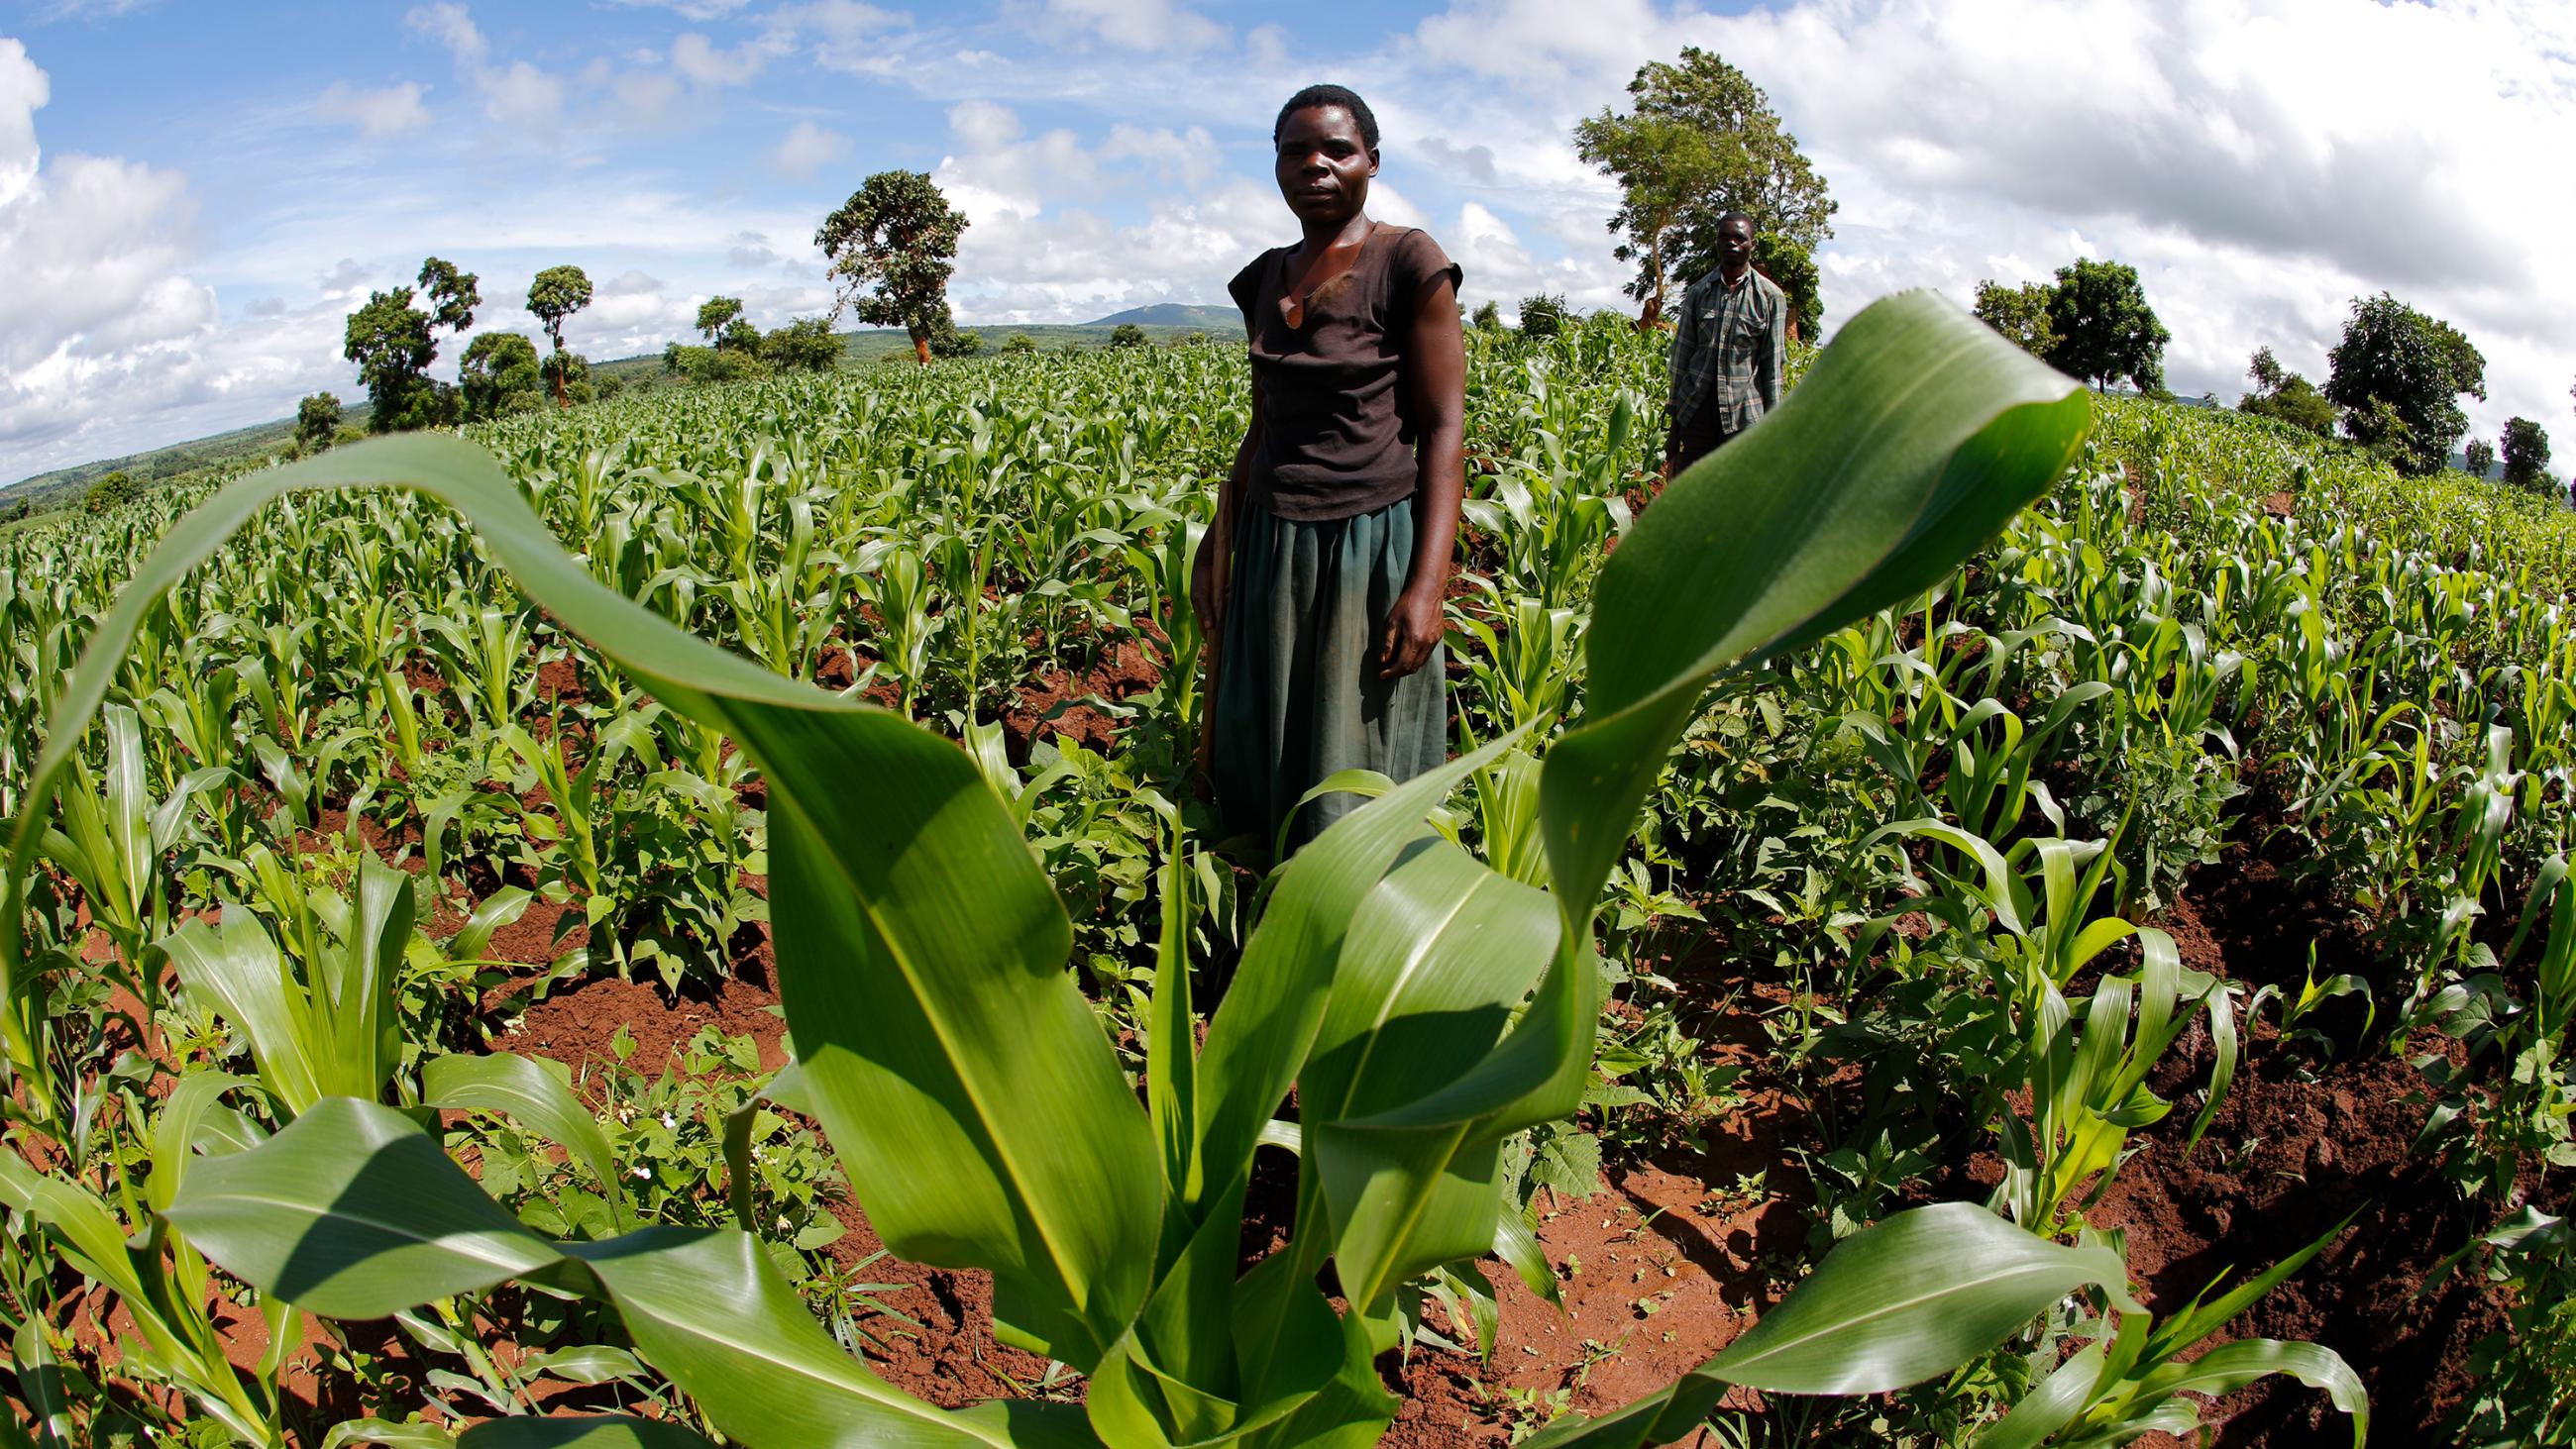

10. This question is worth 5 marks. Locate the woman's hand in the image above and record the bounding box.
[1375,583,1444,679]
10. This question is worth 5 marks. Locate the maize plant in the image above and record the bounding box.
[0,294,2145,1449]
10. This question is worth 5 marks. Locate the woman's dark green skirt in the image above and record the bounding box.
[1213,496,1448,856]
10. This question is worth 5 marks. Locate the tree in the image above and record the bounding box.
[538,348,594,407]
[2323,292,2486,477]
[1755,233,1821,339]
[526,265,594,408]
[1517,293,1569,340]
[83,470,140,514]
[2238,348,2334,438]
[1003,332,1037,354]
[762,317,844,372]
[416,258,480,333]
[460,332,544,420]
[2042,259,2168,393]
[1972,280,2057,360]
[2502,417,2553,494]
[2464,438,2495,478]
[344,290,448,432]
[815,170,969,366]
[1107,323,1148,351]
[698,296,746,347]
[1572,46,1834,325]
[1469,300,1502,333]
[295,391,344,453]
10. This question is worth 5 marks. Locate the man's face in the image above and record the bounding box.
[1717,219,1755,271]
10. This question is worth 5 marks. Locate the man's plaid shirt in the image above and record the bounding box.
[1665,265,1787,438]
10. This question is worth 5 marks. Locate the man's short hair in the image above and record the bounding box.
[1718,211,1757,231]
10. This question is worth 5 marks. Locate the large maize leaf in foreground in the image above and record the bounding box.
[13,290,2111,1448]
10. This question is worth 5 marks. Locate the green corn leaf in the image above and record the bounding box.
[12,431,1160,1367]
[424,1051,630,1226]
[1303,836,1556,1311]
[566,1227,1101,1449]
[162,1095,562,1317]
[2124,1338,2367,1445]
[1526,1204,2137,1449]
[1545,291,2090,920]
[457,1420,717,1449]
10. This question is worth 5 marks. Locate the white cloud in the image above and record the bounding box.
[670,31,789,88]
[602,0,756,17]
[771,0,913,75]
[315,80,433,138]
[770,119,849,179]
[0,40,237,480]
[1043,0,1226,52]
[404,3,566,131]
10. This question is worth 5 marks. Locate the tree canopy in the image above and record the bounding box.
[339,258,481,433]
[816,170,969,365]
[294,392,343,454]
[527,265,595,408]
[765,317,844,371]
[1971,280,2057,360]
[82,470,140,514]
[2042,259,2168,394]
[1517,293,1569,340]
[2323,292,2486,477]
[1572,47,1834,325]
[2464,437,2496,479]
[1107,323,1147,351]
[460,332,544,421]
[2238,347,2335,438]
[2502,416,2553,494]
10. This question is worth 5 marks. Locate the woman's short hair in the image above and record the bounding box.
[1273,84,1380,154]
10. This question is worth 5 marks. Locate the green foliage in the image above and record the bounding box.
[294,391,344,453]
[695,296,745,347]
[1003,332,1037,354]
[1972,280,2057,360]
[2238,347,2335,437]
[344,280,459,433]
[28,294,2109,1449]
[460,332,544,421]
[528,265,596,408]
[2041,259,2169,394]
[1518,293,1570,340]
[417,258,481,334]
[2324,291,2487,477]
[1755,233,1822,338]
[81,470,141,514]
[1572,46,1834,321]
[2503,415,2554,494]
[816,169,969,363]
[2465,436,2496,479]
[1107,322,1148,350]
[2440,1207,2576,1445]
[760,316,842,372]
[1471,300,1503,332]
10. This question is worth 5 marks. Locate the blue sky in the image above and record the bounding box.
[4,0,2573,484]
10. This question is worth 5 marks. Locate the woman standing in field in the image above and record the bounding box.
[1192,83,1467,856]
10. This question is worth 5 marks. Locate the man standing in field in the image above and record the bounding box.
[1664,212,1787,477]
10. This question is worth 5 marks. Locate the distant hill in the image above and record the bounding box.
[1086,303,1236,330]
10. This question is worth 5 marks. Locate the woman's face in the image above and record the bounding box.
[1274,105,1376,228]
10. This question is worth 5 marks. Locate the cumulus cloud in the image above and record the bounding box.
[770,119,849,178]
[771,0,914,75]
[315,80,433,138]
[404,3,566,131]
[0,39,236,479]
[1043,0,1227,52]
[1394,0,2576,438]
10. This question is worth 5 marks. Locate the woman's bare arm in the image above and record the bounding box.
[1378,268,1464,679]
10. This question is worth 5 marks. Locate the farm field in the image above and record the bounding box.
[3,301,2574,1449]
